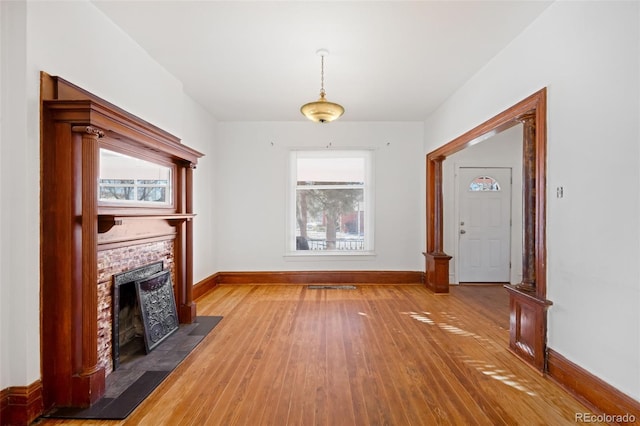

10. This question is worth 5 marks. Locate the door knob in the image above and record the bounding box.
[460,229,466,234]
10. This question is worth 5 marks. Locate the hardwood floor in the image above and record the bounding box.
[36,284,603,425]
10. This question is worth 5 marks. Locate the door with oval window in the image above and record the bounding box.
[458,167,512,282]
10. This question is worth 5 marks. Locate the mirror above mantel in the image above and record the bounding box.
[99,148,174,208]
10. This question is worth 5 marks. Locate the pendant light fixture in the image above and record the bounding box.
[300,49,344,123]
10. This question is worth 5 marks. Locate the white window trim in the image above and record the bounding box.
[286,149,375,257]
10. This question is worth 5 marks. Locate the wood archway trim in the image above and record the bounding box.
[424,88,552,372]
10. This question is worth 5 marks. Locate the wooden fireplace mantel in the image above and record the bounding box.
[40,72,204,410]
[97,213,196,233]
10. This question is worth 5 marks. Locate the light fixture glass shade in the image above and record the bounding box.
[300,92,345,123]
[301,49,344,123]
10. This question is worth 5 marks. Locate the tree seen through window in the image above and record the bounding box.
[293,152,371,252]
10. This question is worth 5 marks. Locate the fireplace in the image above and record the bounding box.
[41,73,203,408]
[112,261,164,370]
[96,240,177,376]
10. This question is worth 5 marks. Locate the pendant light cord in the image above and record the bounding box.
[320,55,325,97]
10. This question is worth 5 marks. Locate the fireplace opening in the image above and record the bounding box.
[112,261,164,370]
[117,282,145,365]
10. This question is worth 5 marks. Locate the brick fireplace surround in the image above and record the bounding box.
[37,73,204,416]
[97,240,175,376]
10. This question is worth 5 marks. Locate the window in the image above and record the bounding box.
[468,175,501,192]
[289,150,373,253]
[99,149,173,207]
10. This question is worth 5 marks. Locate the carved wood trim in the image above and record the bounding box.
[40,72,203,409]
[74,124,105,405]
[518,113,537,293]
[42,73,203,164]
[504,285,552,371]
[97,213,195,234]
[423,252,452,293]
[183,166,196,322]
[425,88,551,371]
[426,156,446,255]
[97,234,176,252]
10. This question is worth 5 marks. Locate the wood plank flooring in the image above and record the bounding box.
[36,284,603,426]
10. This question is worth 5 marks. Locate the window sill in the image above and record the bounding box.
[284,251,377,261]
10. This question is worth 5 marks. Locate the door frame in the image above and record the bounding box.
[424,88,552,372]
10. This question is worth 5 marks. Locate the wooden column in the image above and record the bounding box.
[424,156,452,293]
[433,156,445,254]
[184,164,196,322]
[505,111,551,372]
[175,163,197,323]
[71,126,106,405]
[518,113,536,293]
[42,119,107,408]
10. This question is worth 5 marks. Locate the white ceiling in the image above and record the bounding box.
[92,1,552,122]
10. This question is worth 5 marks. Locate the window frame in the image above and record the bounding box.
[286,149,375,256]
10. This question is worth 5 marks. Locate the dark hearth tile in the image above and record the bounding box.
[104,369,145,398]
[43,316,222,420]
[132,349,189,371]
[190,316,223,336]
[174,335,203,352]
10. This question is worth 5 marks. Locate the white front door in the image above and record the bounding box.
[458,167,512,282]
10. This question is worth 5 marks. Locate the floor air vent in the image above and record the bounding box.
[307,285,357,290]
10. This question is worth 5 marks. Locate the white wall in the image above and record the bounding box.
[424,1,640,399]
[0,0,216,390]
[27,1,184,137]
[0,0,5,393]
[215,121,424,272]
[181,95,218,282]
[443,124,523,285]
[0,0,33,392]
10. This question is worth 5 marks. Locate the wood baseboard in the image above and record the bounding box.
[0,381,43,426]
[194,269,425,301]
[213,270,424,286]
[193,273,220,300]
[547,348,640,423]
